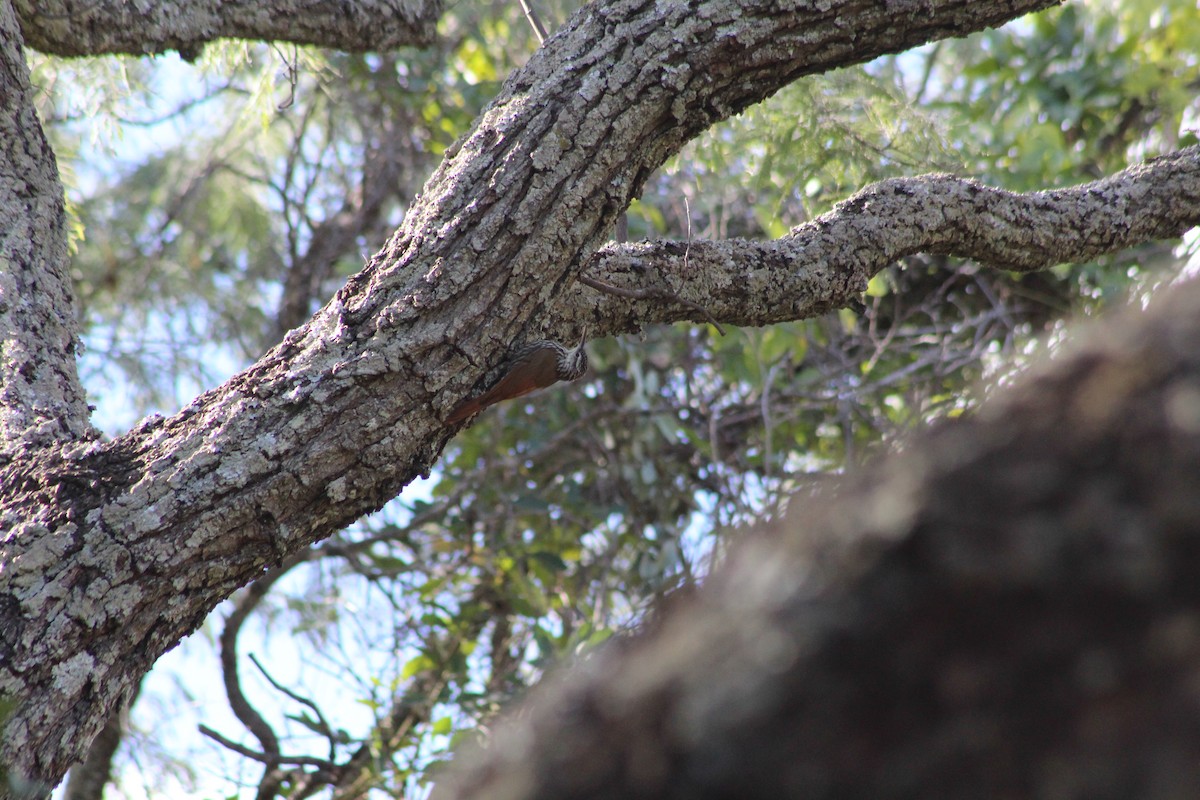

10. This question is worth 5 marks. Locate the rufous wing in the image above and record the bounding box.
[444,347,560,425]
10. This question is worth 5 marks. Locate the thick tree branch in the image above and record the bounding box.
[0,2,93,453]
[564,146,1200,331]
[430,270,1200,800]
[15,0,441,58]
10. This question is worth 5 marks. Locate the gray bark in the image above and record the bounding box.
[15,0,441,58]
[0,1,93,451]
[432,269,1200,800]
[61,683,137,800]
[566,152,1200,331]
[15,0,1199,794]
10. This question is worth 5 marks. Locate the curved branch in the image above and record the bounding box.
[16,0,441,58]
[216,552,312,797]
[219,583,287,742]
[564,146,1200,330]
[198,725,336,771]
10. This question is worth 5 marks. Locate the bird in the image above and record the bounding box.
[445,334,589,425]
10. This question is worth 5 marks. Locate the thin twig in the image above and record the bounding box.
[198,725,337,770]
[580,195,726,335]
[518,0,548,45]
[272,43,300,111]
[249,653,338,758]
[683,195,693,258]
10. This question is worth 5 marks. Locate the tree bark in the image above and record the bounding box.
[0,2,92,451]
[431,270,1200,800]
[564,150,1200,330]
[15,0,441,58]
[25,0,1200,793]
[61,682,137,800]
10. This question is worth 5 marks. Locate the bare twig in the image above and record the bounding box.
[249,653,339,759]
[272,43,300,111]
[216,551,311,797]
[518,0,548,45]
[198,725,337,770]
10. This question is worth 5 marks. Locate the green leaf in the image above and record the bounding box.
[401,654,436,680]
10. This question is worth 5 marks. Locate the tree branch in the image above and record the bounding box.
[0,2,94,453]
[217,559,305,798]
[518,0,549,46]
[564,146,1200,331]
[272,73,420,340]
[198,725,337,771]
[15,0,442,58]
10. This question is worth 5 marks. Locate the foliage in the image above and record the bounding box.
[34,1,1199,796]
